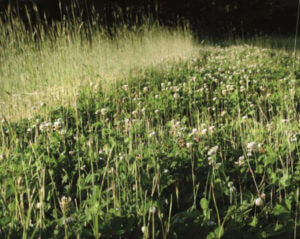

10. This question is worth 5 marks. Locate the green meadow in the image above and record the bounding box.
[0,16,300,238]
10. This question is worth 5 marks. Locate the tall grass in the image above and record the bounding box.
[0,16,197,121]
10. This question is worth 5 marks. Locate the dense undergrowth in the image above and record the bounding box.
[0,45,300,238]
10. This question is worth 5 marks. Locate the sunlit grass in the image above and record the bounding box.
[0,19,197,120]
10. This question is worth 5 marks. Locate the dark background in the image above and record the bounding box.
[0,0,298,37]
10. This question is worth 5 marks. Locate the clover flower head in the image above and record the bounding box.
[255,197,263,207]
[173,93,180,99]
[189,128,198,136]
[122,85,129,91]
[149,206,156,214]
[235,156,245,166]
[100,108,107,116]
[141,226,148,234]
[149,131,156,138]
[39,121,52,132]
[247,141,256,151]
[208,146,218,156]
[59,196,71,214]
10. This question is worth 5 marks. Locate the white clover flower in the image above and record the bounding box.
[143,87,148,92]
[260,86,266,92]
[208,156,214,165]
[149,132,156,138]
[255,197,263,207]
[29,220,34,228]
[59,196,72,214]
[186,142,193,148]
[226,85,234,91]
[247,141,256,151]
[59,129,67,136]
[39,122,52,132]
[235,156,245,166]
[161,83,165,88]
[131,110,138,117]
[155,94,159,99]
[100,108,107,116]
[227,181,234,188]
[163,169,169,174]
[36,202,41,209]
[200,128,207,136]
[154,109,159,114]
[141,107,146,113]
[175,121,181,127]
[208,126,215,132]
[189,128,198,136]
[242,115,248,121]
[173,93,180,99]
[122,85,129,91]
[141,226,148,234]
[208,146,218,156]
[190,76,196,82]
[221,111,227,117]
[172,86,180,92]
[149,206,156,214]
[53,119,63,131]
[108,168,114,174]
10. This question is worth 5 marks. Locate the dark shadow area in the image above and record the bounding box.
[0,0,298,38]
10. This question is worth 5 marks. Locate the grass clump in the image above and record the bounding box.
[0,43,300,238]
